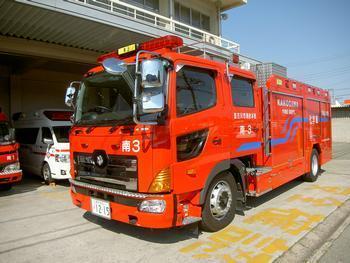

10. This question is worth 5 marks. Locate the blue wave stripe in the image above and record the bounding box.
[271,117,308,146]
[237,141,261,152]
[236,115,326,151]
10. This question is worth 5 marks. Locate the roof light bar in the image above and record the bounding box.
[97,35,183,63]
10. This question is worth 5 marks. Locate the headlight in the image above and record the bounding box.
[55,154,70,163]
[139,200,166,213]
[3,162,20,172]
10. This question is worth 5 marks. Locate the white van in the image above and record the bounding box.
[14,109,72,184]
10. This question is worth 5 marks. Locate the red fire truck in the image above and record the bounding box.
[0,109,22,190]
[65,36,331,231]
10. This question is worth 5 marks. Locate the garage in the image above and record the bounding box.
[0,0,155,118]
[0,52,94,117]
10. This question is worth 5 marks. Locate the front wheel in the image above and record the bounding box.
[302,149,320,182]
[42,163,53,185]
[200,172,237,232]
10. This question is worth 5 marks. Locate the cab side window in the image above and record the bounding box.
[41,127,52,143]
[231,76,254,107]
[15,128,39,144]
[176,66,216,116]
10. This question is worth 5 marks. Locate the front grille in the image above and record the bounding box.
[74,153,138,191]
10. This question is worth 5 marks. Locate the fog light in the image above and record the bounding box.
[139,200,166,214]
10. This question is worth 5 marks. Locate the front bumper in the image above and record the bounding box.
[51,162,71,180]
[0,170,22,185]
[70,179,201,229]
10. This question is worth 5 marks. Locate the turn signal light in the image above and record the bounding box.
[148,168,171,193]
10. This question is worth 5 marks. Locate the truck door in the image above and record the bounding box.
[170,64,224,193]
[230,76,261,154]
[270,93,304,184]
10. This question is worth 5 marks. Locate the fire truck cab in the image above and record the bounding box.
[66,36,331,231]
[0,109,22,190]
[14,109,72,184]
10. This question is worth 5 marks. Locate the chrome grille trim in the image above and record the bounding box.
[70,178,163,199]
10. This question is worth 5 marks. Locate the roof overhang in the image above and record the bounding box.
[215,0,248,11]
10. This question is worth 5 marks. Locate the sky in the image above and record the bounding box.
[222,0,350,103]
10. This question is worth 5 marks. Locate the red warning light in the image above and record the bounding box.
[43,111,73,121]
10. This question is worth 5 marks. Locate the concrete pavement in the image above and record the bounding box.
[319,220,350,263]
[0,143,349,263]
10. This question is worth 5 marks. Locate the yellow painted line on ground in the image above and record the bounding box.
[179,183,350,263]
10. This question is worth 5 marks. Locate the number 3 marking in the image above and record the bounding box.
[132,140,140,152]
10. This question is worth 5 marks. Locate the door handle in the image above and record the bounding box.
[81,143,89,149]
[212,137,222,145]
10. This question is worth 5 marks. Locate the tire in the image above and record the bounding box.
[42,163,53,185]
[200,171,237,232]
[302,149,320,182]
[0,184,12,191]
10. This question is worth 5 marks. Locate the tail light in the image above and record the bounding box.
[177,129,208,162]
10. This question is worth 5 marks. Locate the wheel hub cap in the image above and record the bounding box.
[312,155,318,175]
[43,167,50,179]
[209,181,232,220]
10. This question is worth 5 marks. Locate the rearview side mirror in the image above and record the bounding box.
[65,81,80,107]
[9,128,15,141]
[102,58,127,75]
[141,59,165,88]
[141,91,164,113]
[43,138,54,145]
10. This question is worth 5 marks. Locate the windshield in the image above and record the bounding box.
[53,126,70,143]
[75,66,167,126]
[0,122,11,143]
[75,72,134,125]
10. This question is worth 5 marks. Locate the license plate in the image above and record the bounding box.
[91,198,111,219]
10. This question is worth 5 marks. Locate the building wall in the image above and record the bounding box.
[332,118,350,143]
[0,66,10,116]
[0,65,85,118]
[139,0,219,35]
[332,107,350,143]
[175,0,219,35]
[17,69,79,113]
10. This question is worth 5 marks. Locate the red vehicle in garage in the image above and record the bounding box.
[0,109,22,190]
[65,36,332,231]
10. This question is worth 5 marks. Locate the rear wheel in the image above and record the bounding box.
[42,163,53,185]
[200,172,237,232]
[303,149,320,182]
